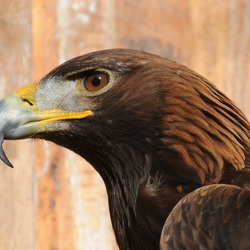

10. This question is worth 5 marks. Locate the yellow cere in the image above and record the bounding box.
[15,82,39,110]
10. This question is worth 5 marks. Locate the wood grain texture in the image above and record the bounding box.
[0,1,35,250]
[32,1,116,249]
[0,0,249,249]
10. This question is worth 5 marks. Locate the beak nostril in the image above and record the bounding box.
[21,97,33,106]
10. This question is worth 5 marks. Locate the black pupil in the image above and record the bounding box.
[92,76,101,87]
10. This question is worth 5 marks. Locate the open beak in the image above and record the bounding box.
[0,83,92,167]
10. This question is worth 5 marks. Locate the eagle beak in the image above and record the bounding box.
[0,83,92,167]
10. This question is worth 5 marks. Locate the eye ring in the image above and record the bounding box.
[80,71,110,92]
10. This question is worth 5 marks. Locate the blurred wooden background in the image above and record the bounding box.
[0,0,250,249]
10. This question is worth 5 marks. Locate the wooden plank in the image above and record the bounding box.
[0,1,35,250]
[32,0,117,249]
[117,0,191,63]
[32,2,76,249]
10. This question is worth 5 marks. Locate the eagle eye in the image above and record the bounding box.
[81,71,110,92]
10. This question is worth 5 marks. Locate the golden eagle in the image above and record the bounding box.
[0,49,250,249]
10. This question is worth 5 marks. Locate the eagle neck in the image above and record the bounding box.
[94,147,151,250]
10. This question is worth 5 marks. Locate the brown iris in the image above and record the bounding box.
[83,72,110,92]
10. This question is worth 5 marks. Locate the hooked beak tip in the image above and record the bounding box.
[0,137,13,168]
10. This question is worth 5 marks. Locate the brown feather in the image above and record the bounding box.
[160,184,250,250]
